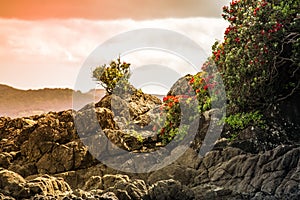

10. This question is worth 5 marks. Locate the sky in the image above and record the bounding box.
[0,0,231,93]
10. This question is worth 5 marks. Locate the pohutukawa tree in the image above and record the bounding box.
[212,0,299,113]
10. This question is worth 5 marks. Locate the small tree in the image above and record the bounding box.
[92,58,131,94]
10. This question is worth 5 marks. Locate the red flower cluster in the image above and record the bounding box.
[268,22,283,33]
[253,7,260,15]
[225,26,235,35]
[213,49,221,61]
[163,95,179,103]
[189,77,195,84]
[261,1,268,7]
[230,0,240,6]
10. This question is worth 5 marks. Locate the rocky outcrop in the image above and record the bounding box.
[0,168,72,199]
[0,87,299,199]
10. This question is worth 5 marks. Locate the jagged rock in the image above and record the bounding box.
[95,91,161,124]
[167,74,193,96]
[146,179,194,200]
[193,145,300,199]
[99,192,119,200]
[0,152,14,169]
[26,174,72,197]
[191,184,234,200]
[82,175,103,191]
[34,140,93,174]
[1,78,299,199]
[0,168,29,198]
[0,193,15,200]
[83,174,148,200]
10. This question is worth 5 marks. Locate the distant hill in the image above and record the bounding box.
[0,84,105,118]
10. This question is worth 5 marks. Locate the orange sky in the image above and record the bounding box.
[0,0,230,91]
[0,0,227,19]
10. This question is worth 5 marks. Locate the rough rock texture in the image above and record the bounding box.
[0,87,299,199]
[167,74,193,96]
[0,168,72,199]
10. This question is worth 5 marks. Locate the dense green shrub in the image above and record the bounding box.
[92,58,131,94]
[212,0,299,113]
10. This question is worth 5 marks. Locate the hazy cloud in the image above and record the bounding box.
[0,17,228,91]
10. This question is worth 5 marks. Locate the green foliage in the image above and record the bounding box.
[224,111,265,131]
[152,95,198,145]
[155,71,222,145]
[128,129,144,143]
[92,58,131,94]
[213,0,300,112]
[224,111,265,141]
[188,71,212,113]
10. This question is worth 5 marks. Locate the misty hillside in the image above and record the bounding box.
[0,84,105,118]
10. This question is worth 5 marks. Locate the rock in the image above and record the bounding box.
[0,193,15,200]
[192,145,300,198]
[0,168,29,198]
[83,174,148,200]
[8,162,37,178]
[82,176,103,191]
[1,75,300,199]
[167,74,193,96]
[26,174,72,197]
[192,184,233,200]
[99,192,119,200]
[146,179,194,200]
[95,90,161,124]
[0,152,14,169]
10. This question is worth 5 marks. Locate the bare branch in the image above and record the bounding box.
[277,79,300,102]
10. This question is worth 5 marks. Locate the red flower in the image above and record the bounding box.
[235,37,240,43]
[213,50,221,61]
[196,89,200,93]
[228,16,236,22]
[225,27,232,35]
[203,85,208,90]
[160,128,165,135]
[254,7,260,15]
[223,6,228,11]
[173,97,179,103]
[230,0,239,6]
[189,77,195,84]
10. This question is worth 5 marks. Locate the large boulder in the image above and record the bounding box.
[0,168,29,198]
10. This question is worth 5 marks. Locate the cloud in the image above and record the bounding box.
[0,17,228,92]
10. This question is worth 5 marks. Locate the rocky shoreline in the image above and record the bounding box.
[0,88,299,199]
